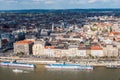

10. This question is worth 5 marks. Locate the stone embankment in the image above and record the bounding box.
[1,57,120,67]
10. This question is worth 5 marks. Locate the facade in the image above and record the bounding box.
[40,29,51,36]
[32,42,45,56]
[91,46,104,57]
[1,33,15,43]
[44,46,55,57]
[103,44,118,57]
[76,49,87,57]
[0,32,15,48]
[14,40,34,55]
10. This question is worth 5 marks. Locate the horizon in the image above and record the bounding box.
[1,8,120,11]
[0,0,120,10]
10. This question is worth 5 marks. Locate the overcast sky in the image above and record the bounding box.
[0,0,119,10]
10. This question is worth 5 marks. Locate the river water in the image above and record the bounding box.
[0,66,120,80]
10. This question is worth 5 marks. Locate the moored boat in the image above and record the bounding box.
[0,61,35,68]
[106,63,120,69]
[45,63,93,70]
[12,69,24,73]
[106,65,120,69]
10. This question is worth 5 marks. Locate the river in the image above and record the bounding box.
[0,66,120,80]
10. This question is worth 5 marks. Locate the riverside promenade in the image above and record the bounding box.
[1,56,120,67]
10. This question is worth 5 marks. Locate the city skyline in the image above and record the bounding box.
[0,0,120,10]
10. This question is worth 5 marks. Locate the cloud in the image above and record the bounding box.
[31,0,55,4]
[32,0,42,3]
[88,0,113,3]
[0,0,18,3]
[44,0,54,4]
[70,0,86,4]
[88,0,97,3]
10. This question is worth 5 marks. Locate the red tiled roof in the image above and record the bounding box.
[91,46,103,50]
[110,32,120,35]
[15,40,33,44]
[44,46,55,49]
[115,38,120,42]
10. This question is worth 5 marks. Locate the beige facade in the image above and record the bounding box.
[32,44,45,56]
[76,49,87,57]
[91,50,104,57]
[103,45,118,57]
[44,48,54,57]
[14,40,33,55]
[32,42,119,58]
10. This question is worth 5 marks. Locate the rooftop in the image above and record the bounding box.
[15,40,33,44]
[91,45,103,50]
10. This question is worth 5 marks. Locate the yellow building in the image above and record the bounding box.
[32,43,44,56]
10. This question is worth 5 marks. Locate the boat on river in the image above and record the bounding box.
[106,63,120,69]
[45,63,93,70]
[12,69,24,73]
[0,61,35,68]
[106,65,120,69]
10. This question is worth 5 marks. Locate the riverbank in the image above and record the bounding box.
[1,56,120,67]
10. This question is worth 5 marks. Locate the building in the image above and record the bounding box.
[0,32,15,48]
[14,40,34,55]
[32,41,45,56]
[77,48,87,57]
[40,29,51,36]
[91,45,104,57]
[1,33,15,42]
[103,44,118,57]
[44,46,55,57]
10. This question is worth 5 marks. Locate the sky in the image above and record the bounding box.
[0,0,120,10]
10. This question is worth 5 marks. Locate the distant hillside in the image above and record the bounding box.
[0,9,120,13]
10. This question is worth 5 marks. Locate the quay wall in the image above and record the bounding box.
[1,57,120,67]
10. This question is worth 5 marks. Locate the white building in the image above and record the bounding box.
[76,49,87,57]
[91,46,104,57]
[44,46,55,57]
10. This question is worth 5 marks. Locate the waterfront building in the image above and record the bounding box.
[61,49,70,57]
[44,46,55,57]
[14,40,34,55]
[76,48,87,57]
[103,44,118,57]
[53,49,62,57]
[91,45,104,57]
[68,45,78,57]
[32,41,45,56]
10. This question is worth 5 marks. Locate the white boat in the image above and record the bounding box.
[45,63,93,70]
[106,63,120,69]
[12,69,24,73]
[0,61,35,68]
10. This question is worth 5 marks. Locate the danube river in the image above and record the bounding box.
[0,66,120,80]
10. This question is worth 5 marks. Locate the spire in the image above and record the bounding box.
[52,23,54,31]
